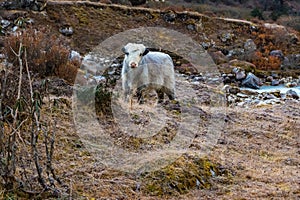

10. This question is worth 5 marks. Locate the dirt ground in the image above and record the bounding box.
[50,92,300,199]
[48,68,300,199]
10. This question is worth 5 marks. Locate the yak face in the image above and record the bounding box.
[122,43,149,68]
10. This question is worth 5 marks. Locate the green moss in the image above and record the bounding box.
[141,155,221,196]
[73,6,90,25]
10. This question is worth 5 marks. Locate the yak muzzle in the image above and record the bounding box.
[130,62,137,68]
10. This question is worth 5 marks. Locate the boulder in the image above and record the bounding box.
[244,39,256,52]
[271,72,279,79]
[241,72,262,89]
[270,50,284,61]
[232,67,246,80]
[266,76,273,82]
[163,11,176,23]
[286,89,299,100]
[227,48,245,58]
[69,50,81,62]
[227,94,237,104]
[271,80,280,86]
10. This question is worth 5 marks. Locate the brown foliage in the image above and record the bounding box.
[4,28,79,83]
[252,51,281,70]
[57,59,80,84]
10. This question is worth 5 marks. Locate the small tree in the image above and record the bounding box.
[251,8,264,20]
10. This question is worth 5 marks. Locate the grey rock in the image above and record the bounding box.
[223,76,231,84]
[219,32,235,44]
[192,76,205,82]
[263,93,276,100]
[201,42,210,50]
[286,89,299,99]
[284,158,299,166]
[270,50,284,60]
[227,48,245,58]
[244,39,256,52]
[237,101,245,107]
[163,11,176,23]
[1,19,11,29]
[241,72,261,89]
[223,85,240,95]
[281,57,290,68]
[288,33,298,44]
[232,67,246,80]
[12,26,18,32]
[227,94,237,104]
[271,80,280,86]
[264,99,281,105]
[187,24,196,32]
[228,86,240,95]
[271,72,279,79]
[266,76,273,82]
[69,50,81,62]
[59,25,74,36]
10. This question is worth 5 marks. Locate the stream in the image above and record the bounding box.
[241,85,300,95]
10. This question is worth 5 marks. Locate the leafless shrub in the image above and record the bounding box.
[0,43,65,199]
[4,28,79,83]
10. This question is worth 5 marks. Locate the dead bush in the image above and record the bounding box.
[4,28,79,83]
[0,43,63,199]
[57,59,80,84]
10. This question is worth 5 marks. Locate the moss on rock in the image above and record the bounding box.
[141,154,221,196]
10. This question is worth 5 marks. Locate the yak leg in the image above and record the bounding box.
[137,85,147,104]
[156,89,164,103]
[163,87,175,101]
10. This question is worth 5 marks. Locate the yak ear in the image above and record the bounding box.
[122,47,127,54]
[142,48,149,56]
